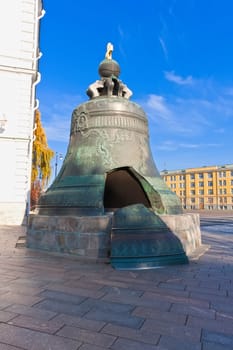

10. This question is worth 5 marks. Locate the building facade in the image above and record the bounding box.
[161,164,233,210]
[0,0,44,224]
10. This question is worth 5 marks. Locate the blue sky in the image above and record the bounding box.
[37,0,233,177]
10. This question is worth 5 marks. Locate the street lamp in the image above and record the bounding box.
[55,152,63,178]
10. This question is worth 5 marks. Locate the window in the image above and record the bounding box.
[219,189,222,195]
[231,180,233,186]
[219,171,226,178]
[171,183,176,189]
[223,180,226,186]
[199,190,204,195]
[208,197,213,203]
[223,189,227,194]
[199,198,204,203]
[179,175,185,181]
[231,189,233,194]
[198,173,204,179]
[199,182,204,187]
[208,181,213,186]
[208,189,213,195]
[179,183,185,188]
[191,198,195,203]
[190,174,195,180]
[207,173,213,178]
[220,197,227,204]
[190,182,195,188]
[190,190,195,195]
[231,171,233,177]
[219,180,222,186]
[171,175,176,181]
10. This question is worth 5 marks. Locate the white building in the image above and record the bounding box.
[0,0,44,224]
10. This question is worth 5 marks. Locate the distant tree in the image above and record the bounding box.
[30,109,54,209]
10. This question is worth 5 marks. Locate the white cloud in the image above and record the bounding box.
[147,95,171,120]
[164,70,194,85]
[158,36,168,61]
[157,141,221,151]
[118,25,124,39]
[141,77,233,139]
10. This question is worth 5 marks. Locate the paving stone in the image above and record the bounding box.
[53,313,105,332]
[158,335,201,350]
[5,304,56,320]
[0,293,42,306]
[1,216,233,349]
[0,301,14,310]
[132,306,186,325]
[39,289,87,304]
[0,343,22,350]
[0,323,81,350]
[85,309,144,329]
[0,311,17,322]
[33,298,91,317]
[8,278,47,288]
[202,329,233,347]
[171,303,216,319]
[158,282,186,291]
[187,315,233,334]
[141,318,201,343]
[79,344,108,350]
[211,300,233,313]
[190,291,231,304]
[3,285,45,297]
[216,311,233,322]
[141,291,209,308]
[199,281,221,289]
[202,341,233,350]
[110,337,159,350]
[143,288,190,299]
[102,293,171,311]
[101,323,160,344]
[100,285,143,297]
[9,315,64,334]
[187,285,226,297]
[64,279,104,291]
[57,325,116,347]
[47,283,105,299]
[82,299,135,313]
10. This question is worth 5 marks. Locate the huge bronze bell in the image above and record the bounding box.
[27,43,202,269]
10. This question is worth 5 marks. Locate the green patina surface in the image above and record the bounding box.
[111,204,188,269]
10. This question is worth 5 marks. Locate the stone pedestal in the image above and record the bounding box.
[27,214,112,261]
[27,212,205,263]
[160,213,202,256]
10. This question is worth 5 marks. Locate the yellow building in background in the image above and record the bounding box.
[160,164,233,210]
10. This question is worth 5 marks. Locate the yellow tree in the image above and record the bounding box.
[31,110,54,208]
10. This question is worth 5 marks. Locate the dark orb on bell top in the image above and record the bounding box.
[98,58,120,78]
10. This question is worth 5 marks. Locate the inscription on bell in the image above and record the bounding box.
[71,108,148,136]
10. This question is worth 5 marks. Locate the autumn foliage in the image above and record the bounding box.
[31,110,54,209]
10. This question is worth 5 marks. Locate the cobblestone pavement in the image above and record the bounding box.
[0,213,232,349]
